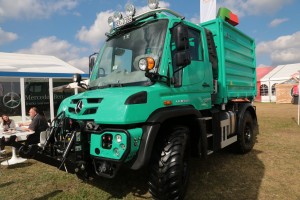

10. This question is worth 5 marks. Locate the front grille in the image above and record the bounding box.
[68,98,102,115]
[87,98,103,103]
[83,108,97,115]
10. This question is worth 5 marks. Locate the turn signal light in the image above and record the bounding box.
[164,100,172,106]
[138,57,155,71]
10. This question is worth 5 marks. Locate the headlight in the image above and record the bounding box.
[115,134,122,143]
[113,148,120,157]
[138,57,155,71]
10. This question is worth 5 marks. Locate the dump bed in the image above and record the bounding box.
[201,18,256,104]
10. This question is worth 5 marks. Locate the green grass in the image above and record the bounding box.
[1,102,300,200]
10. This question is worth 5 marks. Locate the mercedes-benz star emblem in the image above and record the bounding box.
[75,100,83,114]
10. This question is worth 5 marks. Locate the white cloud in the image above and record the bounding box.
[17,36,81,60]
[269,18,289,28]
[68,57,89,73]
[218,0,293,17]
[76,2,171,47]
[256,31,300,65]
[76,10,112,47]
[257,64,272,68]
[0,28,18,45]
[190,15,200,24]
[16,36,89,72]
[0,0,79,20]
[271,48,300,65]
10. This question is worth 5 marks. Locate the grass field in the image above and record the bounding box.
[1,102,300,200]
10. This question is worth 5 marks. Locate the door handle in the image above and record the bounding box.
[202,82,210,87]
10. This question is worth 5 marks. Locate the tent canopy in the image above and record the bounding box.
[0,52,85,77]
[256,66,273,80]
[261,63,300,82]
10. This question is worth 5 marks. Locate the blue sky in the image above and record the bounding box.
[0,0,300,73]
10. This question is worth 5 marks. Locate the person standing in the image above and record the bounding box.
[20,107,49,145]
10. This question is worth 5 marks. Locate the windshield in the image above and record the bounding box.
[89,19,168,89]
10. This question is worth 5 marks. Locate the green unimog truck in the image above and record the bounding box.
[9,1,258,199]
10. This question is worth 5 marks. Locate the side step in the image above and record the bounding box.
[199,117,214,157]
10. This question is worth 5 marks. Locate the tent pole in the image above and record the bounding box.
[298,70,300,126]
[20,78,26,123]
[49,78,55,121]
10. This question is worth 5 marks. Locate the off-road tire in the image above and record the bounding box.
[148,126,190,200]
[236,111,256,154]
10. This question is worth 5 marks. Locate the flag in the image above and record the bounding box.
[200,0,216,23]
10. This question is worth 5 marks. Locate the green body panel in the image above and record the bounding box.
[90,128,142,161]
[59,82,211,124]
[201,18,257,104]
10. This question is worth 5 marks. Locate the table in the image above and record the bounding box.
[0,129,34,165]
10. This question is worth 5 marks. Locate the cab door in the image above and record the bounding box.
[170,23,213,109]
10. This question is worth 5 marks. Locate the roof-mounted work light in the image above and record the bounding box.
[125,3,136,16]
[113,11,122,22]
[108,16,114,28]
[148,0,159,10]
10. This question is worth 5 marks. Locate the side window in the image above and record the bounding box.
[188,28,203,61]
[171,25,203,86]
[260,84,268,96]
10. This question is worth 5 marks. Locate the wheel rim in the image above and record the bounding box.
[244,124,252,143]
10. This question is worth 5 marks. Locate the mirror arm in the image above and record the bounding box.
[145,71,171,86]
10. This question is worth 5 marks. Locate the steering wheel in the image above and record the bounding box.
[3,92,21,109]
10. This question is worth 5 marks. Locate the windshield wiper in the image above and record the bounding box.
[89,83,123,90]
[88,81,152,90]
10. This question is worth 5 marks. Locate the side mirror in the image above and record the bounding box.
[172,23,189,51]
[73,73,88,90]
[89,57,95,75]
[174,51,191,67]
[89,52,99,75]
[73,73,82,84]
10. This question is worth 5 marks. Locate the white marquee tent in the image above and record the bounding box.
[260,63,300,102]
[0,52,87,121]
[0,52,83,75]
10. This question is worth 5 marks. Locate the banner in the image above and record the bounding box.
[200,0,216,23]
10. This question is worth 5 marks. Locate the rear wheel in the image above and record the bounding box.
[236,111,256,154]
[148,126,190,200]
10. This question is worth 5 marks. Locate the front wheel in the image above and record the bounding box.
[148,126,190,200]
[236,111,256,154]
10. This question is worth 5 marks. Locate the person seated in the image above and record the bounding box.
[0,114,16,153]
[1,114,16,132]
[19,107,49,145]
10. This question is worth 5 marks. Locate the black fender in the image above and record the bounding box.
[130,106,201,170]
